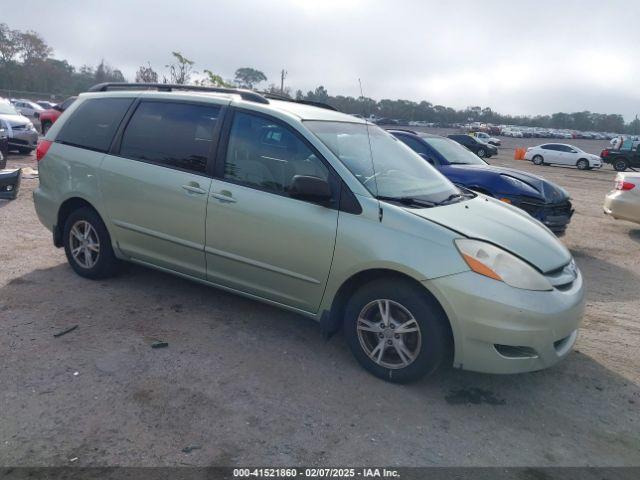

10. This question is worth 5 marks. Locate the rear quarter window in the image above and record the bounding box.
[56,97,133,152]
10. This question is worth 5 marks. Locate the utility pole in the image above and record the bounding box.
[280,69,287,94]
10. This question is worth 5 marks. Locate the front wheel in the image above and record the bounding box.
[613,159,628,172]
[63,207,119,279]
[576,159,589,170]
[477,148,486,158]
[17,147,33,155]
[532,155,544,165]
[344,278,450,383]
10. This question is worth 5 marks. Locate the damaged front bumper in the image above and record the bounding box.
[0,168,21,200]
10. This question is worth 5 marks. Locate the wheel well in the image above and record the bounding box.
[577,158,589,164]
[54,197,96,247]
[323,269,454,360]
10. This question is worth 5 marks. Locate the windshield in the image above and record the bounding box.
[305,121,460,203]
[0,102,19,115]
[423,137,488,165]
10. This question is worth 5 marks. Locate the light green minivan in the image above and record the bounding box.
[34,83,585,382]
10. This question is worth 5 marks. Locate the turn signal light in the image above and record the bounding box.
[36,140,52,162]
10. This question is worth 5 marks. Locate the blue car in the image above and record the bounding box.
[389,130,574,235]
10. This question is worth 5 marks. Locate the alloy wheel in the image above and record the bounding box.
[69,220,100,269]
[356,299,422,369]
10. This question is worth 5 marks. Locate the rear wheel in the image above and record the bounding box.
[576,159,589,170]
[17,147,33,155]
[0,150,5,169]
[344,278,450,383]
[477,148,486,158]
[532,155,544,165]
[613,159,628,172]
[63,207,119,279]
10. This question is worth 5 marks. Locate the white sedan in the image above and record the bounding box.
[525,143,602,170]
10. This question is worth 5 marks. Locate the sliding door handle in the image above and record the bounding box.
[210,191,237,203]
[182,183,207,195]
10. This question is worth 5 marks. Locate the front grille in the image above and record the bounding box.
[519,199,573,218]
[11,125,26,131]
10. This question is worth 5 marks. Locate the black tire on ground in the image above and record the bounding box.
[344,278,451,383]
[613,159,628,172]
[532,155,544,165]
[0,151,6,169]
[41,121,52,135]
[17,147,34,155]
[63,207,119,279]
[576,159,589,170]
[477,148,486,158]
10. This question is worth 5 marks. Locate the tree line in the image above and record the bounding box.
[1,22,638,134]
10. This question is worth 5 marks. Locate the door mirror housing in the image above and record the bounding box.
[289,175,332,202]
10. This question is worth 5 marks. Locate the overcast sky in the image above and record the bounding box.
[5,0,640,120]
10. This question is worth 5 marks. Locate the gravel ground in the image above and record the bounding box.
[0,134,639,467]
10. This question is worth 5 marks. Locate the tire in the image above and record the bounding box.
[477,148,486,158]
[344,278,450,383]
[17,147,33,155]
[576,159,589,170]
[41,121,52,135]
[63,207,119,279]
[0,150,6,169]
[532,155,544,165]
[613,159,628,172]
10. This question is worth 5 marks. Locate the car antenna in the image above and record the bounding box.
[359,79,383,221]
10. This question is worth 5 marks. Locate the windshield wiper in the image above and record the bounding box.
[376,195,436,208]
[434,193,468,206]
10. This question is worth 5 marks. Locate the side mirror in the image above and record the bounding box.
[289,175,332,202]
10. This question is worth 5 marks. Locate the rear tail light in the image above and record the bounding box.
[616,180,635,191]
[36,139,52,162]
[601,149,609,158]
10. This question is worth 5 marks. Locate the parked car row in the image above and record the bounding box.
[33,82,585,383]
[499,126,616,140]
[0,96,76,153]
[0,98,39,154]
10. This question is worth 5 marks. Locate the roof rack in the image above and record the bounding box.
[260,92,338,111]
[87,82,269,104]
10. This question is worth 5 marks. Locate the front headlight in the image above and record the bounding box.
[455,239,552,291]
[26,122,35,130]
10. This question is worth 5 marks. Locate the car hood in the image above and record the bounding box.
[408,196,571,273]
[449,164,569,203]
[0,113,31,127]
